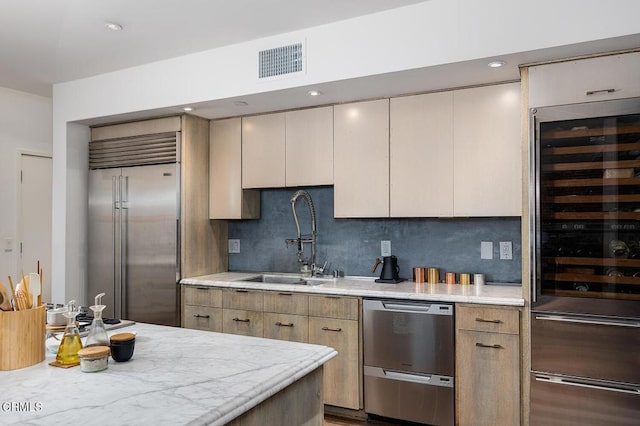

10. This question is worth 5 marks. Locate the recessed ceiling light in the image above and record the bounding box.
[234,101,248,107]
[488,60,506,68]
[182,107,193,112]
[308,90,322,96]
[105,22,123,31]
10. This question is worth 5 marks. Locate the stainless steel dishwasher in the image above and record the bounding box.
[363,299,454,426]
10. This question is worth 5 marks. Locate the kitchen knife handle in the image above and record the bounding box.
[233,317,250,323]
[321,326,342,332]
[275,322,294,327]
[475,343,503,349]
[475,317,502,324]
[193,314,210,319]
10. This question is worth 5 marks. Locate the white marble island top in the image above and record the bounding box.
[0,323,336,425]
[182,272,525,307]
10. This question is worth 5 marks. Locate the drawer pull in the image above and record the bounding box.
[278,293,293,296]
[325,296,341,299]
[196,287,209,290]
[233,317,250,323]
[275,322,294,327]
[475,343,503,349]
[586,88,615,96]
[235,290,249,293]
[193,314,210,319]
[321,326,342,332]
[475,317,502,324]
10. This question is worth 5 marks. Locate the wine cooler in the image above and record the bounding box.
[530,97,640,425]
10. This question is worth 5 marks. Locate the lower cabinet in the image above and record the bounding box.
[309,315,360,410]
[182,286,223,332]
[222,309,264,337]
[182,286,362,411]
[455,304,521,426]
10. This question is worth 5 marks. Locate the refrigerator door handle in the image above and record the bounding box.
[121,175,128,319]
[112,175,120,319]
[535,314,640,328]
[534,375,640,396]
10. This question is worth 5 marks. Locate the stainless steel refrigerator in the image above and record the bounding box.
[529,98,640,425]
[88,133,180,327]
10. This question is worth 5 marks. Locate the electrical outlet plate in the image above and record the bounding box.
[480,241,493,260]
[381,240,391,257]
[228,239,240,254]
[3,238,13,252]
[500,241,513,260]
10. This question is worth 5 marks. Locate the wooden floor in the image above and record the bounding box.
[324,414,395,425]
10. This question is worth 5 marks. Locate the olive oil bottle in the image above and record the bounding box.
[56,300,83,365]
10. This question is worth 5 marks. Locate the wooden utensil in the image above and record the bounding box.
[0,281,12,311]
[29,272,40,308]
[7,276,17,311]
[38,267,43,307]
[16,277,31,310]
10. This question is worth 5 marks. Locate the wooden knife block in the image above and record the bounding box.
[0,305,45,370]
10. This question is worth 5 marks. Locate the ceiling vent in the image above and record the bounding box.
[258,42,304,79]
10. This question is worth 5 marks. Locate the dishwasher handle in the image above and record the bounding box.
[365,299,453,316]
[364,365,454,388]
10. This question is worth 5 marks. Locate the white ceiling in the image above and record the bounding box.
[0,0,429,97]
[3,0,639,124]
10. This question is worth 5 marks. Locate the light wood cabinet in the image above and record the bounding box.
[242,113,286,188]
[334,99,390,218]
[308,294,361,410]
[182,286,223,332]
[456,304,520,426]
[285,106,333,187]
[209,118,260,219]
[309,316,360,410]
[453,83,521,216]
[263,313,309,343]
[182,286,362,411]
[222,308,264,337]
[390,92,454,216]
[528,52,640,108]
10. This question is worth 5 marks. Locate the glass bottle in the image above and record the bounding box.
[85,292,109,347]
[56,300,84,365]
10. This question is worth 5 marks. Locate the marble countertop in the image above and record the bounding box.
[0,323,336,425]
[182,272,525,307]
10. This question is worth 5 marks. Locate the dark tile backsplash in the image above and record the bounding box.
[228,187,522,284]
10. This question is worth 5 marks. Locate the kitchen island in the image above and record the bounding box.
[0,323,336,425]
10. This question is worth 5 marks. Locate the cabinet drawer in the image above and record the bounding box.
[309,295,358,320]
[456,305,519,335]
[223,289,263,311]
[183,305,222,332]
[263,291,308,315]
[263,313,308,343]
[222,309,263,337]
[183,286,222,307]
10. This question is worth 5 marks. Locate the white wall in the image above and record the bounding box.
[51,0,640,302]
[0,87,52,288]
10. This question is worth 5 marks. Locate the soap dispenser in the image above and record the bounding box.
[85,292,109,347]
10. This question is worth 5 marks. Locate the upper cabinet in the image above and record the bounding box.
[528,52,640,108]
[209,118,260,220]
[390,91,454,217]
[285,106,334,187]
[453,82,522,217]
[242,107,334,189]
[242,112,286,188]
[334,99,390,218]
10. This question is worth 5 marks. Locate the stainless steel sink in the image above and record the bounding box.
[239,274,331,286]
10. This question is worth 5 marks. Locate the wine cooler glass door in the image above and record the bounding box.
[532,97,640,318]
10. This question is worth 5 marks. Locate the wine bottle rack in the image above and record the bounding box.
[539,114,640,300]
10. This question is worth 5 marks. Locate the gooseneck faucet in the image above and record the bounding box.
[285,190,325,275]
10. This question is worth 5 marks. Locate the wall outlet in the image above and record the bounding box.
[500,241,513,260]
[480,241,493,260]
[228,239,240,254]
[4,237,13,252]
[381,240,391,257]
